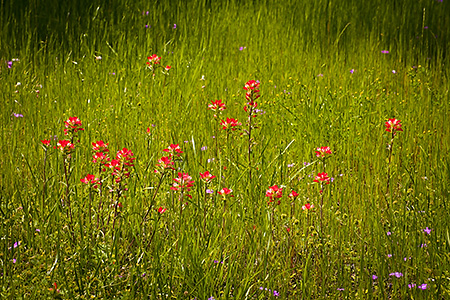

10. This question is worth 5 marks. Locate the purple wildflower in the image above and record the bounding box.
[387,254,392,258]
[381,50,389,54]
[337,288,344,291]
[8,241,21,250]
[372,275,378,280]
[350,69,354,74]
[7,61,13,68]
[13,113,23,118]
[389,272,403,278]
[392,70,396,74]
[173,24,177,29]
[317,73,324,77]
[273,290,279,297]
[423,227,432,235]
[387,231,392,236]
[408,283,417,289]
[287,163,294,168]
[418,283,427,290]
[206,189,214,194]
[201,146,207,151]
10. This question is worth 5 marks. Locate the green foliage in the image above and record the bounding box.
[1,0,449,298]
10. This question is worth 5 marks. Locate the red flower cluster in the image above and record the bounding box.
[218,187,233,196]
[147,54,161,65]
[243,80,260,113]
[80,174,101,189]
[221,118,241,131]
[302,203,314,210]
[163,144,183,157]
[313,172,330,185]
[146,54,171,74]
[208,99,226,117]
[64,117,84,136]
[315,146,332,158]
[92,140,109,153]
[266,185,283,205]
[170,172,194,198]
[200,171,216,183]
[385,118,403,134]
[106,148,135,183]
[289,190,299,199]
[91,140,110,170]
[154,156,175,174]
[243,80,260,101]
[55,140,74,154]
[41,139,51,148]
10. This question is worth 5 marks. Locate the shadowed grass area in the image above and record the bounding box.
[1,0,449,298]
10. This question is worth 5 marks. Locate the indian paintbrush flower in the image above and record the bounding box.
[314,172,331,184]
[315,146,332,158]
[171,172,194,198]
[218,187,233,196]
[80,174,101,189]
[208,99,226,117]
[266,185,283,204]
[64,117,84,136]
[385,118,403,134]
[200,171,216,183]
[221,118,241,131]
[163,144,183,157]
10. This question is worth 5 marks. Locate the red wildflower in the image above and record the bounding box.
[171,172,194,193]
[208,99,226,117]
[154,156,175,173]
[92,152,110,166]
[243,80,261,102]
[164,65,171,71]
[64,117,84,135]
[243,101,258,113]
[220,118,241,131]
[200,171,216,183]
[105,148,135,183]
[80,174,101,188]
[289,190,299,198]
[157,207,167,214]
[385,118,403,134]
[302,203,314,210]
[116,148,135,167]
[55,140,74,153]
[313,172,330,185]
[218,187,233,196]
[163,144,183,157]
[41,139,51,147]
[92,140,109,153]
[147,54,161,65]
[266,185,283,204]
[315,146,332,158]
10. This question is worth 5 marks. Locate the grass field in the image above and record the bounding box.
[1,0,450,298]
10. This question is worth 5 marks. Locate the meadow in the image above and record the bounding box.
[1,0,450,298]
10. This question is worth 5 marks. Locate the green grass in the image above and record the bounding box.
[1,0,450,298]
